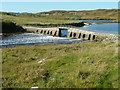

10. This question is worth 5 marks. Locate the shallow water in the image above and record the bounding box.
[1,33,89,48]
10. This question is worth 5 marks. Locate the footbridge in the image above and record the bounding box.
[23,26,98,40]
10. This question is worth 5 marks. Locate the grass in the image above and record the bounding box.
[1,9,118,26]
[36,9,118,21]
[1,9,119,88]
[2,41,119,88]
[2,14,82,26]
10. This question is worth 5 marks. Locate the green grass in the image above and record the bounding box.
[2,41,119,88]
[36,9,118,20]
[2,14,82,26]
[1,9,118,26]
[1,9,119,88]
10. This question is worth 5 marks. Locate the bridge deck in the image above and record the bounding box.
[23,26,100,40]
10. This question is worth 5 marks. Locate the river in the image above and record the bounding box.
[75,20,118,34]
[77,23,118,34]
[0,33,89,48]
[1,20,118,47]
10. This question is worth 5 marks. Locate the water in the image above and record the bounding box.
[77,23,118,34]
[75,19,112,23]
[60,29,68,37]
[0,33,88,48]
[1,20,118,47]
[74,20,118,34]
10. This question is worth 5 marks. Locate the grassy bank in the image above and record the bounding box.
[2,20,25,33]
[2,14,83,26]
[2,41,118,88]
[1,20,26,38]
[1,9,118,27]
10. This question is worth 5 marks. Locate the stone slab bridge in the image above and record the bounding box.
[23,26,99,40]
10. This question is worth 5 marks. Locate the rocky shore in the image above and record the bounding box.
[103,34,118,42]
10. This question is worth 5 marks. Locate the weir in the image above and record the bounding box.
[23,26,98,40]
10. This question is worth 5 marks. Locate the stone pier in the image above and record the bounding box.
[23,26,98,40]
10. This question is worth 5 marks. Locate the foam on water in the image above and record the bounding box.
[0,33,88,48]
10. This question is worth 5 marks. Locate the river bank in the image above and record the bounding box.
[2,40,118,88]
[1,25,118,48]
[2,19,118,88]
[1,19,119,48]
[1,20,27,39]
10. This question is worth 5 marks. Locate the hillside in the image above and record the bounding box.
[36,9,118,20]
[1,9,119,27]
[1,12,83,26]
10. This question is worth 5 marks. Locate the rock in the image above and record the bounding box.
[30,86,40,89]
[38,57,47,63]
[103,35,118,42]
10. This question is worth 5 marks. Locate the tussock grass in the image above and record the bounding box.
[2,41,118,88]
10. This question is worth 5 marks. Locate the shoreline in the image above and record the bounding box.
[1,21,118,48]
[1,30,118,48]
[0,31,33,39]
[72,19,119,23]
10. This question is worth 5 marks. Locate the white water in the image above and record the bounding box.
[1,33,89,47]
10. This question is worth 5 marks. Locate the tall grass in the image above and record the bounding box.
[2,41,118,88]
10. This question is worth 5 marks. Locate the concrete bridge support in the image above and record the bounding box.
[23,26,97,40]
[67,31,96,40]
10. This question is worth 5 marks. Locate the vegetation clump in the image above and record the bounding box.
[1,20,26,38]
[2,20,25,33]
